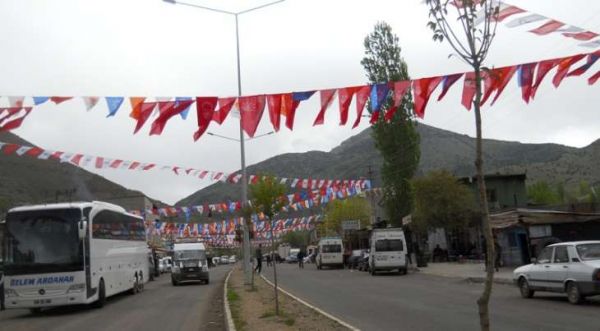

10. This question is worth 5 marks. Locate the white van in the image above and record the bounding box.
[370,228,408,275]
[171,243,209,285]
[316,238,344,269]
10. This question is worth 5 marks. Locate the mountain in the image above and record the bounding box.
[0,132,160,211]
[177,123,598,206]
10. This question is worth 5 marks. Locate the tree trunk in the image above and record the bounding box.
[473,65,495,331]
[270,219,280,315]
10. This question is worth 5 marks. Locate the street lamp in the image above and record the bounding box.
[162,0,285,286]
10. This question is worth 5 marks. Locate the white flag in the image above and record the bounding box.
[505,14,546,28]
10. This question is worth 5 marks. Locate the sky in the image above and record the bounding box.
[0,0,599,205]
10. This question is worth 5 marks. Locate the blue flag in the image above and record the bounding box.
[176,97,193,119]
[292,91,316,101]
[33,97,50,105]
[106,97,125,117]
[370,83,390,113]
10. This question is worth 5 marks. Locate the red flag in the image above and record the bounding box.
[589,70,600,85]
[267,94,283,131]
[385,81,411,121]
[552,54,586,88]
[529,20,564,35]
[0,107,33,132]
[239,95,266,137]
[313,89,336,126]
[212,97,236,124]
[530,59,561,99]
[133,102,157,134]
[129,97,145,120]
[437,74,463,101]
[566,53,599,77]
[2,143,19,155]
[461,72,477,110]
[26,147,43,157]
[338,87,359,125]
[50,97,73,104]
[150,99,195,135]
[413,76,442,118]
[95,157,104,169]
[563,31,599,41]
[490,66,517,105]
[193,97,218,141]
[481,67,517,105]
[518,63,536,103]
[494,5,525,22]
[352,85,371,128]
[71,154,84,165]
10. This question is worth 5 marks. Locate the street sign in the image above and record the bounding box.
[342,220,361,231]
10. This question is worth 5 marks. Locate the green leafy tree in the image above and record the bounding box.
[426,1,500,329]
[249,175,287,316]
[280,230,311,248]
[528,181,560,205]
[319,197,370,236]
[411,170,477,233]
[361,22,420,227]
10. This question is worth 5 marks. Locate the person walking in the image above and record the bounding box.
[297,249,305,269]
[266,253,272,267]
[255,244,263,274]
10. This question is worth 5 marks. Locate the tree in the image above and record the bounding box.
[411,170,477,233]
[280,230,311,248]
[319,197,370,236]
[361,22,420,227]
[426,1,500,329]
[249,175,287,316]
[528,181,560,205]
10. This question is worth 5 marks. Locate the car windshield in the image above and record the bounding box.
[576,244,600,261]
[174,250,206,261]
[4,208,83,275]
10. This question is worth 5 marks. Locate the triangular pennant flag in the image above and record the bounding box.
[563,31,599,41]
[437,74,463,101]
[552,54,586,88]
[212,97,236,124]
[280,91,315,130]
[461,72,477,110]
[494,5,525,22]
[133,102,157,134]
[589,70,600,85]
[490,66,517,105]
[82,97,99,111]
[50,97,73,104]
[176,97,193,119]
[506,14,546,28]
[150,99,195,135]
[0,107,33,132]
[312,89,336,126]
[530,59,561,99]
[529,20,564,35]
[566,53,599,77]
[239,95,266,137]
[352,85,371,128]
[267,94,283,131]
[33,97,50,105]
[337,87,359,125]
[105,97,125,117]
[369,83,390,113]
[129,97,146,120]
[518,63,536,103]
[193,97,218,141]
[413,76,442,117]
[384,81,411,121]
[481,66,517,105]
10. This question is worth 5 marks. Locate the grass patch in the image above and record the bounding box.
[227,285,246,330]
[284,317,296,326]
[227,288,240,302]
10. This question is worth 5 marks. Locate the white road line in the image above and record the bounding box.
[223,269,236,331]
[260,274,361,331]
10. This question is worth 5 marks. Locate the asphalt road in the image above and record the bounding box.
[263,263,600,331]
[0,265,231,331]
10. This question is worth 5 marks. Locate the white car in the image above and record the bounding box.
[513,241,600,304]
[229,255,237,264]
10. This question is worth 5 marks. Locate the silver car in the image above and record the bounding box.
[513,241,600,304]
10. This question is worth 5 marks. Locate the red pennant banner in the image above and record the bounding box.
[194,97,218,141]
[352,85,371,128]
[338,87,359,125]
[413,77,442,118]
[134,102,157,134]
[239,95,266,137]
[267,94,283,131]
[384,81,411,121]
[212,97,236,124]
[150,99,195,136]
[313,89,336,126]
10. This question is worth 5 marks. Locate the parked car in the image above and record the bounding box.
[513,241,600,304]
[160,257,172,273]
[229,255,237,264]
[347,250,365,269]
[221,255,230,264]
[286,254,298,263]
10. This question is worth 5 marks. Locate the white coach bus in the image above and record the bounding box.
[2,201,149,312]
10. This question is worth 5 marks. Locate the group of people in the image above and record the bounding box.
[253,244,309,274]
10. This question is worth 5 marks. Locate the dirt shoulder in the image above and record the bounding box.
[227,266,349,331]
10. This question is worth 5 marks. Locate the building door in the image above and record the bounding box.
[517,233,531,265]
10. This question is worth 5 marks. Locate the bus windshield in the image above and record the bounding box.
[4,208,84,275]
[174,250,206,261]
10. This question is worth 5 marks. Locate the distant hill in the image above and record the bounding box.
[0,132,160,211]
[177,123,598,206]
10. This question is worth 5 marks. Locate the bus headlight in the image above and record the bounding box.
[5,288,19,297]
[67,284,86,293]
[202,265,208,272]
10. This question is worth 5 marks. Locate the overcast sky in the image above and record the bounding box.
[1,0,599,204]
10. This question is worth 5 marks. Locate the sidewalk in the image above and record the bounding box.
[417,262,515,285]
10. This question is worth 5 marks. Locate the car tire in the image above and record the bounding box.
[93,279,106,308]
[205,278,210,285]
[171,277,179,286]
[566,282,584,305]
[518,278,534,299]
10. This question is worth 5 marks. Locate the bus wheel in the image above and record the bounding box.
[93,279,106,308]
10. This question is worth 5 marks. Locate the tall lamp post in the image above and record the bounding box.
[162,0,285,285]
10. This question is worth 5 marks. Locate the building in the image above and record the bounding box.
[460,173,527,211]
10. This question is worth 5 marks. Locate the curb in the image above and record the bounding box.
[223,269,236,331]
[260,274,360,331]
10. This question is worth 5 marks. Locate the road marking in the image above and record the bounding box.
[223,269,236,331]
[260,274,361,331]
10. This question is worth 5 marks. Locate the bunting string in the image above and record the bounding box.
[0,140,370,190]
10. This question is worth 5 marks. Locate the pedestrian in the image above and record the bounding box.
[297,250,305,269]
[266,253,272,267]
[254,244,263,274]
[494,239,502,272]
